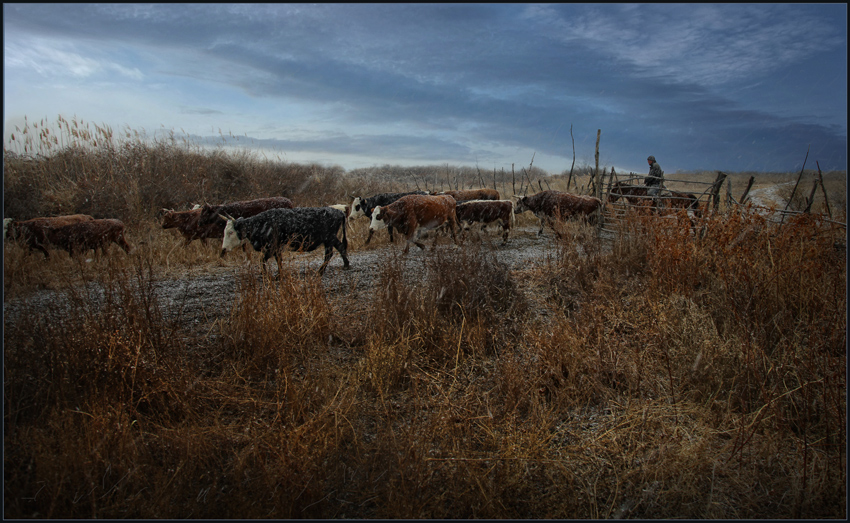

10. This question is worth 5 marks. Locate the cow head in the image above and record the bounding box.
[349,197,368,220]
[160,209,176,228]
[513,196,530,214]
[220,215,245,257]
[369,206,388,232]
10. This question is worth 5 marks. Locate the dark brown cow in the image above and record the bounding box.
[369,194,458,253]
[5,214,95,258]
[439,188,500,202]
[198,196,294,226]
[161,207,225,246]
[455,199,515,244]
[607,182,649,206]
[514,190,601,236]
[47,218,132,257]
[608,182,700,216]
[666,191,701,216]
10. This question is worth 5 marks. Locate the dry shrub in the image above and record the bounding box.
[366,244,525,370]
[220,261,332,379]
[4,255,187,426]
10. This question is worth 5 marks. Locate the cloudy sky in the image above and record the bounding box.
[3,3,847,174]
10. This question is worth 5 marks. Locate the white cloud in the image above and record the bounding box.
[4,37,143,81]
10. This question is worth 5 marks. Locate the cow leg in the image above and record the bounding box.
[318,244,334,276]
[413,226,427,250]
[332,238,351,270]
[501,222,509,244]
[364,228,375,245]
[118,235,132,254]
[447,218,458,247]
[388,226,394,243]
[403,230,422,253]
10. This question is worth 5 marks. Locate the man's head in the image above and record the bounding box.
[647,155,656,164]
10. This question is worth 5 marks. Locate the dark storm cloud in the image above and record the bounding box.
[4,3,846,172]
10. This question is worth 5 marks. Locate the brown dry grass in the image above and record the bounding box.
[4,117,847,518]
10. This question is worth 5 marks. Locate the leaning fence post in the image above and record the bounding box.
[781,146,809,225]
[817,162,832,218]
[726,177,733,207]
[739,176,755,204]
[804,179,819,213]
[710,171,727,214]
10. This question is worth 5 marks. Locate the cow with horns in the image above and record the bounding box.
[368,194,459,253]
[514,190,602,236]
[438,188,501,202]
[4,214,95,258]
[198,196,294,227]
[220,206,350,276]
[47,218,133,257]
[348,190,429,244]
[454,199,515,244]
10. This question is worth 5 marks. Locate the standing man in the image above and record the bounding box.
[644,155,665,208]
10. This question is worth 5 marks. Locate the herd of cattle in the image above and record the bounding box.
[5,184,693,275]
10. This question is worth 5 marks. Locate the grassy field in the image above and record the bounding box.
[4,118,847,518]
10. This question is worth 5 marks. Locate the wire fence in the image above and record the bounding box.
[598,170,846,238]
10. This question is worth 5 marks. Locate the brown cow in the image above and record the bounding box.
[514,190,601,236]
[607,182,649,206]
[455,199,515,244]
[608,182,700,216]
[5,214,95,258]
[369,194,459,253]
[198,196,294,226]
[47,218,133,257]
[439,188,500,202]
[161,207,226,246]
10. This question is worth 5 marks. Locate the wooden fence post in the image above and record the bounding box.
[804,180,819,213]
[781,146,809,225]
[739,176,755,204]
[726,178,733,207]
[817,162,832,218]
[593,129,601,198]
[710,171,727,213]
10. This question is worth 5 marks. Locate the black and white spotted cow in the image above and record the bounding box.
[348,190,429,244]
[220,206,350,276]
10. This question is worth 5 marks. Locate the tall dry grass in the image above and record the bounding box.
[4,117,847,518]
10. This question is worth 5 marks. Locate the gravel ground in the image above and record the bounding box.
[3,224,582,335]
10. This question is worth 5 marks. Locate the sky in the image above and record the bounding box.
[3,3,847,175]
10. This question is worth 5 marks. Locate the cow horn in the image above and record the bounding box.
[218,213,235,222]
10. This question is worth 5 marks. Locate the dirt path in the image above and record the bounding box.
[3,225,571,335]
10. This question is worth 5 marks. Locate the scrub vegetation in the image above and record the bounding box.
[4,118,846,518]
